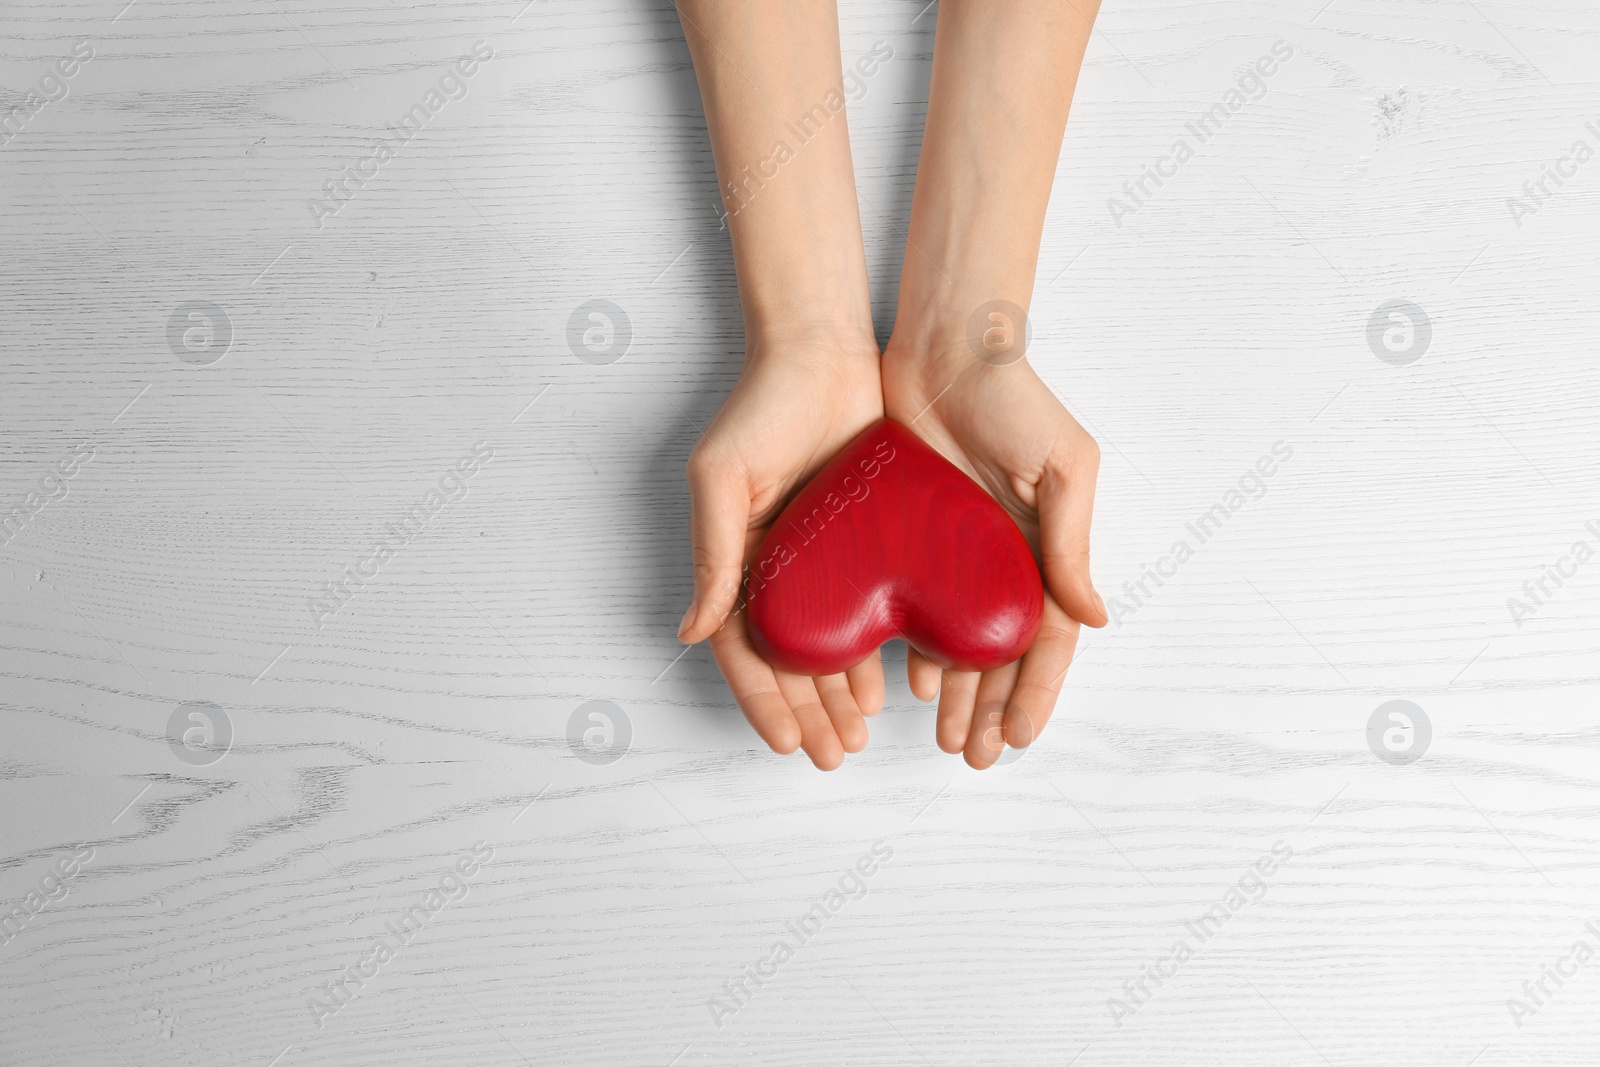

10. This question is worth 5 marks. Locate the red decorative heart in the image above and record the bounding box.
[745,418,1043,675]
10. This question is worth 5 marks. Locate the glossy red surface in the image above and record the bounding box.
[745,418,1044,675]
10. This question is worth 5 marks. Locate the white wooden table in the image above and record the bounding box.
[3,1,1599,1063]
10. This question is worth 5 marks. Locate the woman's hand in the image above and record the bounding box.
[882,334,1106,768]
[671,0,1106,769]
[672,1,884,768]
[875,0,1104,767]
[679,336,885,770]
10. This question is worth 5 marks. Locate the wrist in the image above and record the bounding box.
[738,275,877,363]
[884,289,1033,386]
[887,223,1041,379]
[744,320,881,372]
[717,129,876,360]
[731,222,876,360]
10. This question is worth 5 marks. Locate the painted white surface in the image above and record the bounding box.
[2,1,1598,1063]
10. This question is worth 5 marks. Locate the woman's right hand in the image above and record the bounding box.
[679,335,886,770]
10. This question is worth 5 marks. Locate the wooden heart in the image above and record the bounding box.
[745,418,1043,674]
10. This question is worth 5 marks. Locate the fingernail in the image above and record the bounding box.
[677,602,697,639]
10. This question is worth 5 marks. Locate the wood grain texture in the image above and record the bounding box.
[2,0,1599,1064]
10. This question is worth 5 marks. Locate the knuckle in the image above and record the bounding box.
[689,542,722,571]
[687,439,738,485]
[1069,428,1101,467]
[688,548,725,582]
[1013,679,1061,704]
[1043,548,1089,576]
[1048,435,1098,483]
[1040,621,1076,644]
[685,445,715,482]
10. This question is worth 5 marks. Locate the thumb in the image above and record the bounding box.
[681,447,751,643]
[1037,458,1107,628]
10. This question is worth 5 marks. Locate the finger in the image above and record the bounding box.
[1003,596,1080,751]
[935,670,981,754]
[907,646,941,703]
[1038,448,1107,629]
[708,612,801,755]
[845,648,884,716]
[682,446,751,643]
[816,673,869,753]
[776,672,846,771]
[965,660,1022,770]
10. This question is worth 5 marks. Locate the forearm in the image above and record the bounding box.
[892,0,1100,358]
[676,0,875,353]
